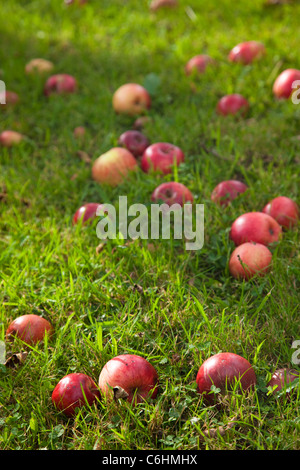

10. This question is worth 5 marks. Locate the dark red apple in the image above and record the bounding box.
[262,196,299,229]
[185,54,214,76]
[229,242,273,280]
[228,41,265,65]
[98,354,159,405]
[151,181,193,206]
[112,83,151,116]
[25,58,54,75]
[216,94,249,116]
[118,130,150,157]
[52,372,100,417]
[92,147,138,186]
[267,368,299,397]
[196,352,256,405]
[211,180,248,207]
[44,74,77,96]
[0,90,19,107]
[141,142,185,175]
[0,130,24,147]
[72,202,106,225]
[230,211,282,246]
[6,314,54,346]
[273,68,300,99]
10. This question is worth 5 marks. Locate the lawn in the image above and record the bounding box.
[0,0,299,452]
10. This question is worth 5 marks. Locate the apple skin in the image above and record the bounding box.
[118,130,150,157]
[196,352,256,405]
[211,180,248,207]
[112,83,151,116]
[262,196,299,229]
[151,181,193,206]
[228,41,265,65]
[44,74,77,96]
[267,368,299,398]
[25,58,54,75]
[0,130,24,147]
[273,68,300,99]
[6,314,54,346]
[72,202,106,225]
[92,147,138,187]
[230,211,282,246]
[98,354,159,405]
[0,90,19,107]
[52,373,100,417]
[141,142,185,175]
[185,54,214,75]
[217,94,249,116]
[229,242,272,280]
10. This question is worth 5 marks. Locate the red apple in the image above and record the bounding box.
[0,130,24,147]
[196,352,256,405]
[267,368,299,397]
[6,314,54,346]
[98,354,159,405]
[230,211,282,246]
[133,116,152,130]
[185,54,214,76]
[151,181,193,206]
[273,68,300,99]
[72,202,106,225]
[44,74,77,96]
[52,372,100,417]
[150,0,178,11]
[0,90,19,107]
[118,130,150,157]
[229,242,273,280]
[25,58,54,75]
[92,147,138,186]
[112,83,151,116]
[73,126,86,139]
[141,142,185,175]
[211,180,248,207]
[228,41,265,65]
[217,94,249,116]
[262,196,299,229]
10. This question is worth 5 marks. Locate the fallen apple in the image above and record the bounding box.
[229,242,273,280]
[6,314,54,346]
[0,130,24,147]
[151,181,193,206]
[72,202,105,225]
[273,68,300,99]
[267,368,299,398]
[196,352,256,405]
[98,354,159,405]
[44,74,77,96]
[185,54,214,76]
[52,372,100,417]
[230,211,282,246]
[0,90,19,107]
[25,58,54,75]
[92,147,138,186]
[150,0,178,11]
[211,180,248,207]
[133,116,152,130]
[228,41,265,65]
[216,93,249,116]
[73,126,86,139]
[141,142,185,174]
[262,196,299,229]
[118,130,150,157]
[112,83,151,116]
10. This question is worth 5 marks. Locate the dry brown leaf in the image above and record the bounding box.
[5,351,28,368]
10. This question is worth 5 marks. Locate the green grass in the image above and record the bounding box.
[0,0,299,451]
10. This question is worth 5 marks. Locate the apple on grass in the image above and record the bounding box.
[25,58,54,75]
[0,130,24,147]
[230,211,282,246]
[150,0,178,11]
[92,147,138,187]
[73,202,107,225]
[185,54,214,76]
[141,142,185,175]
[217,94,249,116]
[73,126,86,139]
[229,242,272,280]
[273,68,300,99]
[44,74,77,96]
[196,352,256,405]
[228,41,265,65]
[0,90,19,107]
[112,83,151,116]
[211,180,248,207]
[118,130,150,157]
[151,181,193,206]
[267,368,299,398]
[6,314,54,346]
[98,354,159,406]
[52,373,100,417]
[262,196,299,229]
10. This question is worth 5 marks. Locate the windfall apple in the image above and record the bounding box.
[228,41,265,65]
[118,130,150,157]
[230,211,282,246]
[141,142,185,174]
[151,181,193,206]
[44,74,77,96]
[273,68,300,99]
[229,242,273,280]
[0,130,24,147]
[262,196,299,229]
[92,147,138,186]
[185,54,214,76]
[211,180,248,207]
[112,83,151,116]
[6,314,54,346]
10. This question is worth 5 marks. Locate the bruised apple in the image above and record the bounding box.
[141,142,184,174]
[98,354,159,405]
[230,211,282,246]
[211,180,248,207]
[196,352,256,405]
[217,94,249,116]
[6,314,54,346]
[262,196,299,229]
[92,147,138,186]
[228,41,265,65]
[151,181,193,206]
[229,242,273,280]
[112,83,151,116]
[52,372,100,417]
